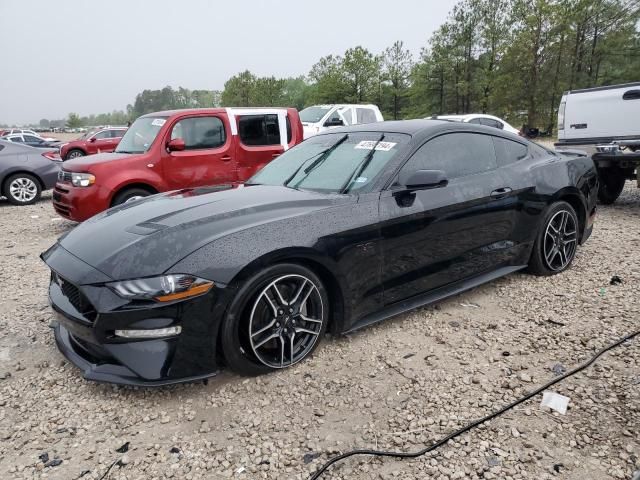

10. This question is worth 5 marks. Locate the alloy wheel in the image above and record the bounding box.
[67,151,83,159]
[248,274,324,368]
[543,209,577,271]
[124,195,144,204]
[9,177,38,203]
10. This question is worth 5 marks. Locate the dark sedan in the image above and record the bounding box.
[1,140,61,205]
[41,120,598,385]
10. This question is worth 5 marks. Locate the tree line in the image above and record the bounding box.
[25,0,639,133]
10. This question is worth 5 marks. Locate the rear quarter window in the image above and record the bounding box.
[492,137,529,166]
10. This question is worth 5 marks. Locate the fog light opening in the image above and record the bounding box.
[114,326,182,339]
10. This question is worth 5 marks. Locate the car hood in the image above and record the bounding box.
[63,152,138,171]
[56,184,351,281]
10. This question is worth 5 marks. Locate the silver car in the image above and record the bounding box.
[0,140,61,205]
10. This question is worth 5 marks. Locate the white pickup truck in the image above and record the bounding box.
[555,82,640,204]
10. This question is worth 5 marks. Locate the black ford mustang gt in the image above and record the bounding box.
[42,120,598,386]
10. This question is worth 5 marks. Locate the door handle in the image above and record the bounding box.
[490,187,512,199]
[220,155,232,162]
[272,153,281,158]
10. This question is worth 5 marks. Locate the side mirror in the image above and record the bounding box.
[400,169,448,190]
[167,138,186,152]
[324,118,344,127]
[89,137,96,143]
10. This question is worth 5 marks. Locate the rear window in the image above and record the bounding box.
[356,108,377,124]
[239,114,291,146]
[480,118,503,129]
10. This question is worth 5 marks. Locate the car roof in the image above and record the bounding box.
[141,107,295,118]
[0,138,38,151]
[305,104,379,108]
[316,119,450,135]
[435,113,506,122]
[315,118,527,143]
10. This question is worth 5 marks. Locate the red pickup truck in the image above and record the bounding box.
[53,108,303,221]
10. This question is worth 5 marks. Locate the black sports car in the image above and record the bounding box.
[41,120,598,385]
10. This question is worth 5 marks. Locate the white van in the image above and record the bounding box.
[556,82,640,152]
[299,104,384,139]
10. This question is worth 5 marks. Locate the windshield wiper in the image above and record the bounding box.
[339,134,385,194]
[283,134,349,188]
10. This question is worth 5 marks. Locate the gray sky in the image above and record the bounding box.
[0,0,457,125]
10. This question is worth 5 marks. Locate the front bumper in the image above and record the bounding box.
[52,322,216,386]
[52,182,110,222]
[43,244,228,386]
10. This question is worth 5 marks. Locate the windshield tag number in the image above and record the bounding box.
[151,119,166,127]
[354,141,396,151]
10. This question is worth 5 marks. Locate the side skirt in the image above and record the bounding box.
[345,265,526,334]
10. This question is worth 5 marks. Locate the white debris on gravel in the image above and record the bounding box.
[0,186,639,480]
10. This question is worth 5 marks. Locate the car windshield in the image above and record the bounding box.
[115,117,167,154]
[299,106,332,123]
[248,132,409,194]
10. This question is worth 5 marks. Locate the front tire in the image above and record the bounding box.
[112,188,151,206]
[3,173,41,205]
[221,263,329,376]
[65,149,85,160]
[528,201,579,276]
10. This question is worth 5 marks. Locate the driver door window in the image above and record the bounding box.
[400,132,497,180]
[170,117,226,150]
[325,111,344,127]
[94,130,111,140]
[338,108,353,125]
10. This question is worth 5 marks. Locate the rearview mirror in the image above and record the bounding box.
[89,137,96,143]
[324,118,344,127]
[401,169,448,190]
[167,138,185,152]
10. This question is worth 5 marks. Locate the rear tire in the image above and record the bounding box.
[527,201,579,276]
[3,173,42,205]
[597,170,625,205]
[220,263,329,376]
[65,149,85,160]
[112,188,151,206]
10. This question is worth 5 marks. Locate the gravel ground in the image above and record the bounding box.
[0,184,638,480]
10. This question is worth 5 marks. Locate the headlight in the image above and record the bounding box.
[71,173,95,187]
[108,274,214,302]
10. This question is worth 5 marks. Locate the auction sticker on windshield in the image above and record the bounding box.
[354,141,397,151]
[151,118,166,127]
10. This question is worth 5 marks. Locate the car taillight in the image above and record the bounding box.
[42,151,61,161]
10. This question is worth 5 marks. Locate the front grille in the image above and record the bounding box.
[52,272,97,321]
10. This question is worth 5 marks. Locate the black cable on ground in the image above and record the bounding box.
[309,328,640,480]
